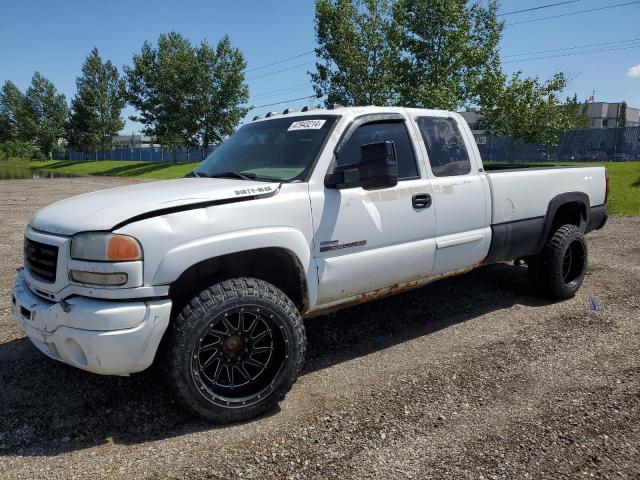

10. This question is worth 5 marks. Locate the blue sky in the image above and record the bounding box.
[1,0,639,134]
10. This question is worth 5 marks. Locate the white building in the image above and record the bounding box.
[112,134,157,148]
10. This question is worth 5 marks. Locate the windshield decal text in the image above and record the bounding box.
[288,119,326,131]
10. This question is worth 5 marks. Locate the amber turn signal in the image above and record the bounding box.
[107,235,142,261]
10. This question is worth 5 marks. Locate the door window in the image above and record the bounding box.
[336,121,419,180]
[416,117,471,177]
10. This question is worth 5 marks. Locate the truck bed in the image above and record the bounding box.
[485,165,607,225]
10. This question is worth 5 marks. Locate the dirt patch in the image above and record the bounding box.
[0,178,638,479]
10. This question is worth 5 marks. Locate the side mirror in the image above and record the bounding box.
[325,141,399,190]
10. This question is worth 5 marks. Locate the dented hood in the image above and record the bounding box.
[30,178,280,236]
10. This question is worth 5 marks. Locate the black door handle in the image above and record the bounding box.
[412,193,432,209]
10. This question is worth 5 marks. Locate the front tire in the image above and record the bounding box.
[528,224,588,299]
[162,278,306,423]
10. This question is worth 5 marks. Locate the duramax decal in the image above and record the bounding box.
[319,239,367,252]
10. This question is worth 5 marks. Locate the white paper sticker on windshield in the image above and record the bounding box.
[288,119,326,131]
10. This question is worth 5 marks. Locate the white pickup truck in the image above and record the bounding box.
[12,106,608,422]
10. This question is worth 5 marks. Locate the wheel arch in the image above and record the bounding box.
[166,246,309,318]
[536,192,590,253]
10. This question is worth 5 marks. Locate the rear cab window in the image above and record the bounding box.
[416,117,472,177]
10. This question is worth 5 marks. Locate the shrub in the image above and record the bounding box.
[0,140,45,161]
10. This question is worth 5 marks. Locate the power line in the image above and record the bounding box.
[503,37,640,58]
[246,50,314,73]
[251,87,316,102]
[250,82,310,98]
[247,61,316,81]
[243,2,640,83]
[506,1,640,26]
[498,0,583,16]
[250,94,320,110]
[503,43,640,63]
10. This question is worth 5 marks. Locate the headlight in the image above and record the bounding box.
[71,233,143,261]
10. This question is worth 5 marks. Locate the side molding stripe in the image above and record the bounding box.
[436,234,484,249]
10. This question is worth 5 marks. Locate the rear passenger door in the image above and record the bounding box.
[413,116,491,274]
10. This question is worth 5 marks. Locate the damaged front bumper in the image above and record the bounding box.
[11,270,172,376]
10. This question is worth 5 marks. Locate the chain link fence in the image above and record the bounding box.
[54,127,640,164]
[53,146,217,163]
[477,127,640,162]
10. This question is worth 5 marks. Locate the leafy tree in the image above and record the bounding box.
[563,94,589,129]
[68,48,126,154]
[393,0,503,110]
[311,0,503,110]
[618,101,627,128]
[0,139,44,161]
[311,0,399,106]
[478,71,571,161]
[125,32,201,151]
[195,36,249,155]
[126,32,248,153]
[0,80,28,142]
[22,72,69,158]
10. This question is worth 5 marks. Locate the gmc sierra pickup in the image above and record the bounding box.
[12,106,608,422]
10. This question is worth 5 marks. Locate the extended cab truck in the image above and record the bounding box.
[12,106,608,423]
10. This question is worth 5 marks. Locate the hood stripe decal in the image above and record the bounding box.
[110,195,257,231]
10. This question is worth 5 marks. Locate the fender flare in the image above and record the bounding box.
[535,192,590,253]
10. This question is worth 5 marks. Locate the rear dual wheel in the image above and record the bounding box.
[162,278,306,423]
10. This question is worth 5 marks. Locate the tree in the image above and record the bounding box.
[125,32,248,153]
[0,80,28,142]
[478,71,571,161]
[393,0,503,110]
[310,0,503,109]
[125,32,201,151]
[311,0,399,106]
[22,72,69,158]
[563,94,589,129]
[68,47,126,154]
[195,36,249,155]
[618,101,627,128]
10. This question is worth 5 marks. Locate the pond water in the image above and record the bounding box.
[0,165,76,180]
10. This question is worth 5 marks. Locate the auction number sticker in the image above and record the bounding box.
[288,119,326,131]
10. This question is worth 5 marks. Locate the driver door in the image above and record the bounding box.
[310,115,437,305]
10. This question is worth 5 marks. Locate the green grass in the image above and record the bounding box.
[597,162,640,216]
[3,158,639,215]
[25,159,200,180]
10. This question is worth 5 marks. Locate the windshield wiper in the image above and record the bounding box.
[200,171,257,181]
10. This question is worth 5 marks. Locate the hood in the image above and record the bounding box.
[30,178,281,235]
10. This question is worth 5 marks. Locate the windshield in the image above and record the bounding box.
[195,115,338,181]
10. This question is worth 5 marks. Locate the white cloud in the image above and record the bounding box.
[628,65,640,78]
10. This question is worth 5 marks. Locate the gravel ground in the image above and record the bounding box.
[0,178,638,479]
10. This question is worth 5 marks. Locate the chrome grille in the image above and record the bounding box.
[24,238,58,282]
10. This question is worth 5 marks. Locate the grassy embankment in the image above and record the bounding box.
[2,158,639,215]
[6,158,199,180]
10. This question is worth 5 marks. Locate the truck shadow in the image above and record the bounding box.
[0,263,553,457]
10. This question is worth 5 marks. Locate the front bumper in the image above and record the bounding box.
[11,270,172,376]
